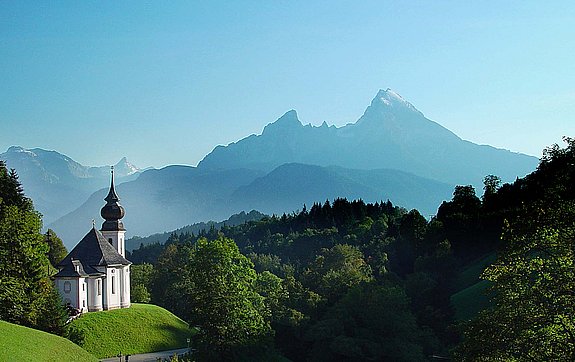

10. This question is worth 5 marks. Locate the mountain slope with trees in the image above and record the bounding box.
[128,137,574,360]
[49,163,451,249]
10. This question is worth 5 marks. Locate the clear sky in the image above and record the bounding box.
[1,1,574,168]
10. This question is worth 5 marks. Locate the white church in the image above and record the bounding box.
[54,170,131,312]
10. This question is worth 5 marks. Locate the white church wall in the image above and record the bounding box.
[88,277,103,311]
[78,277,88,313]
[57,278,79,310]
[120,266,131,308]
[104,267,121,309]
[101,230,126,258]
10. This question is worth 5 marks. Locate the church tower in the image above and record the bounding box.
[100,167,126,257]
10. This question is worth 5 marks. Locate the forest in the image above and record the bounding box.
[0,138,573,361]
[128,139,575,360]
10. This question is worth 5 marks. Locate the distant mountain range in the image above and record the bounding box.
[8,89,539,249]
[0,146,142,224]
[126,210,267,252]
[199,89,537,186]
[48,162,453,249]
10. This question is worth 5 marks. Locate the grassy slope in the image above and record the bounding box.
[71,303,193,358]
[451,252,496,321]
[0,320,98,362]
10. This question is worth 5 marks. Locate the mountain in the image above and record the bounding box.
[49,163,452,249]
[231,163,453,217]
[47,89,540,248]
[48,166,266,249]
[198,89,538,186]
[0,146,141,224]
[125,210,267,252]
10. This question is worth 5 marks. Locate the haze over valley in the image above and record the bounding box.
[4,90,537,249]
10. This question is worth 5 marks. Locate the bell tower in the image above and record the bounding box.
[100,166,126,257]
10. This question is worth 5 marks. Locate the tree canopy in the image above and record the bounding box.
[0,161,67,335]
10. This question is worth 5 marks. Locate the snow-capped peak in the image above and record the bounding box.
[371,89,420,114]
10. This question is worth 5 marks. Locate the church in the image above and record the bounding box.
[54,169,131,312]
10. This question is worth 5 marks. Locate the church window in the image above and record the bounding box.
[112,276,116,294]
[97,280,101,295]
[82,283,85,291]
[83,300,86,308]
[64,281,71,293]
[108,238,113,245]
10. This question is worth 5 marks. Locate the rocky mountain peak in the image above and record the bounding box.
[262,110,302,135]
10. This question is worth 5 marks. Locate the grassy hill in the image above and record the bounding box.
[0,320,98,362]
[451,253,496,321]
[70,303,194,358]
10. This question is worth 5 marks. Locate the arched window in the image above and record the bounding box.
[97,279,101,295]
[64,281,71,293]
[112,276,115,294]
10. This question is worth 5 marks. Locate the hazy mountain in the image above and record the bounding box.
[198,89,538,186]
[0,146,141,224]
[48,166,266,249]
[231,163,453,218]
[46,89,540,248]
[49,163,452,249]
[126,210,267,252]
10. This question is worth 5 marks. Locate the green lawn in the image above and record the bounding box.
[0,320,98,362]
[70,303,195,358]
[454,252,496,292]
[451,279,491,321]
[450,252,496,321]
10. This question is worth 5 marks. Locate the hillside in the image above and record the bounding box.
[69,303,193,358]
[0,320,98,362]
[199,89,538,187]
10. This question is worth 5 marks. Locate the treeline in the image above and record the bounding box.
[131,138,575,360]
[130,179,506,359]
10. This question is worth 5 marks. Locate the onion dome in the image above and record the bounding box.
[100,167,125,231]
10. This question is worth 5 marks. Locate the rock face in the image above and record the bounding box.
[198,89,538,186]
[0,146,141,224]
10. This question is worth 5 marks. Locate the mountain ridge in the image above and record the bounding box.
[198,89,538,187]
[1,146,143,224]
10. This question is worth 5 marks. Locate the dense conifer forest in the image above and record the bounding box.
[128,140,575,360]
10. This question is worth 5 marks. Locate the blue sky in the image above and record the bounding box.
[1,1,574,168]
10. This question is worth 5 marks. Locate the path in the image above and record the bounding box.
[100,348,189,362]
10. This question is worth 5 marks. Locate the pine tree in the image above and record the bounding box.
[0,162,68,335]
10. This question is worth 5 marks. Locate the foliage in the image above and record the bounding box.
[456,205,575,360]
[0,320,98,362]
[304,244,373,302]
[130,263,154,303]
[153,236,273,360]
[457,138,575,360]
[44,229,67,267]
[0,161,67,335]
[69,303,193,358]
[305,282,426,361]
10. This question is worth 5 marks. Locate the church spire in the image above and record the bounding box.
[101,166,125,231]
[104,166,120,203]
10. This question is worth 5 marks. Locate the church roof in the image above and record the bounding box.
[54,258,102,277]
[57,227,131,272]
